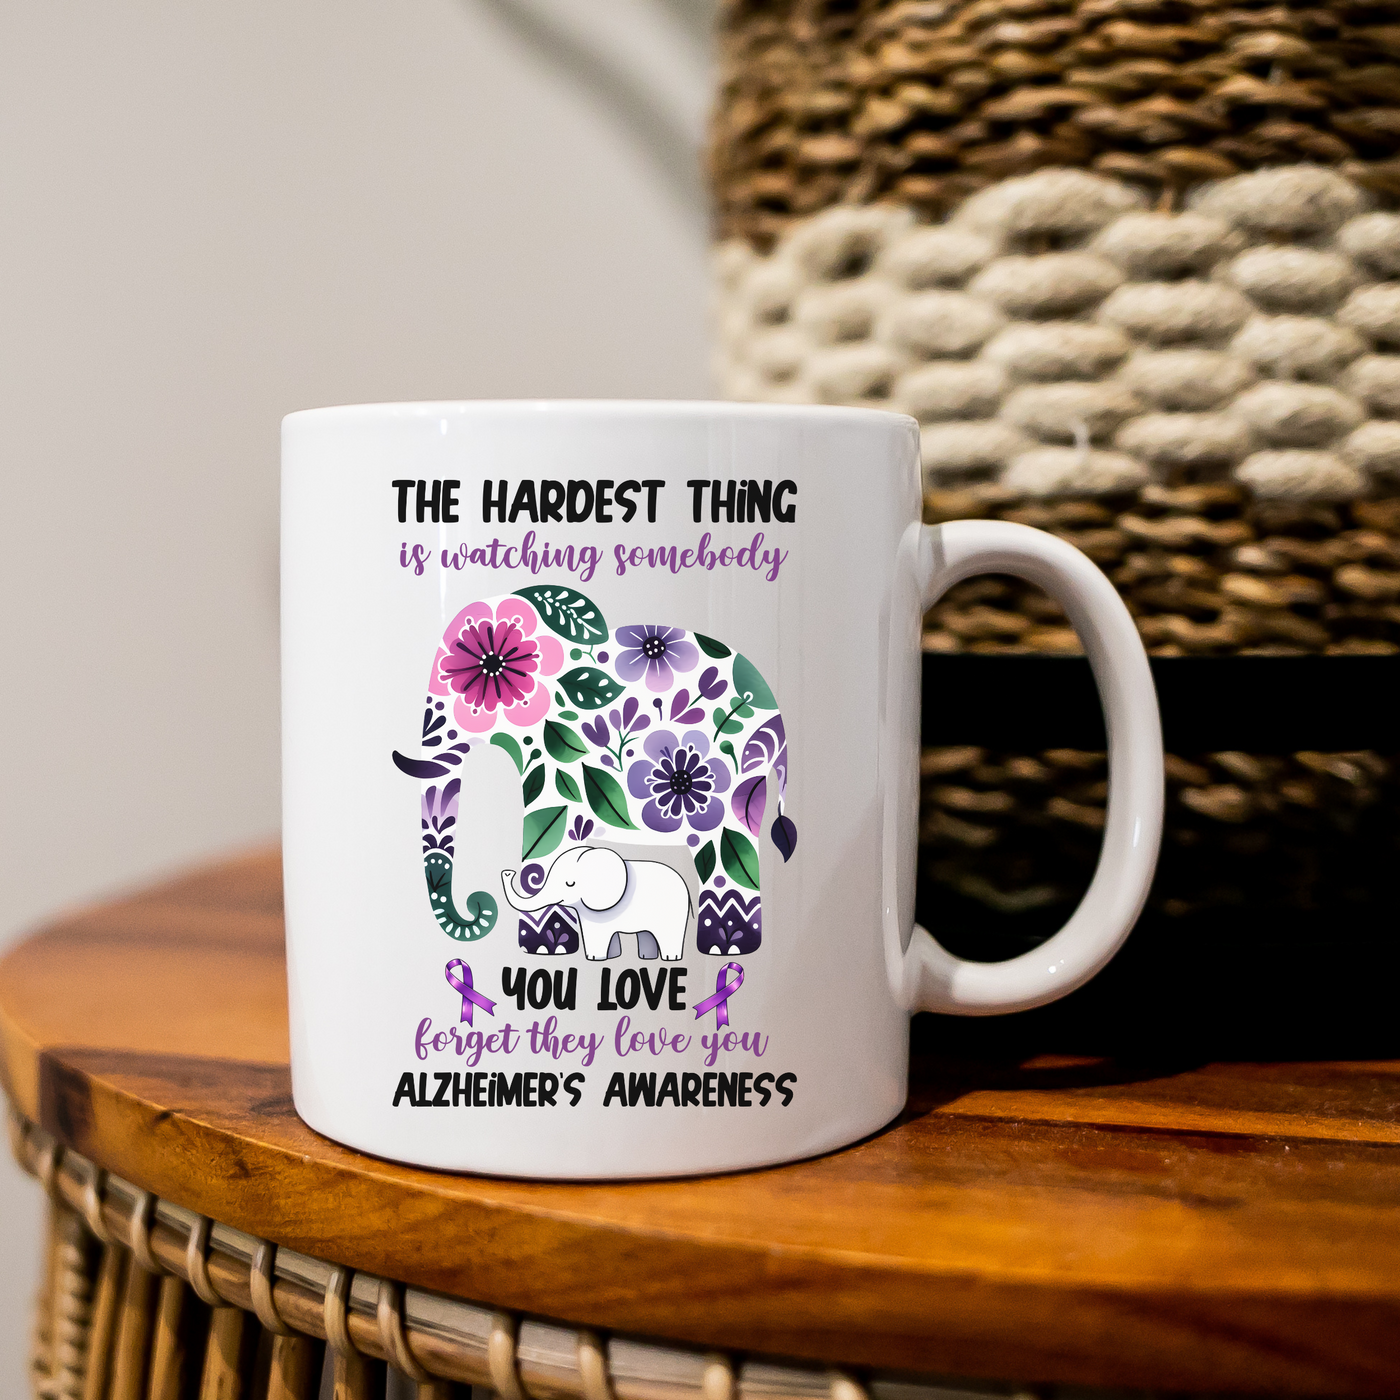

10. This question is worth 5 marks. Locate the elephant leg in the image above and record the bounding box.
[582,925,622,961]
[518,909,580,956]
[655,918,685,961]
[635,930,660,960]
[697,889,761,955]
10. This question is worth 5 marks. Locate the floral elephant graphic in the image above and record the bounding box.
[392,586,796,958]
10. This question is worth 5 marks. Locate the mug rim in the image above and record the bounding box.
[282,398,918,432]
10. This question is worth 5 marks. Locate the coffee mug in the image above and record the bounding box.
[282,400,1162,1178]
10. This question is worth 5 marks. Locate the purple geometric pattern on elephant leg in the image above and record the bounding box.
[697,889,761,955]
[518,906,581,955]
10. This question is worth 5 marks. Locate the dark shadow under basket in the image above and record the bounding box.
[915,651,1400,1052]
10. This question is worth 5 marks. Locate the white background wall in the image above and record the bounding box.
[0,3,709,1391]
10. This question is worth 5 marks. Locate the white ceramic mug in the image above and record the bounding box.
[281,401,1163,1178]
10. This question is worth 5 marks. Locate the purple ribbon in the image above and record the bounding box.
[444,959,496,1026]
[693,962,744,1029]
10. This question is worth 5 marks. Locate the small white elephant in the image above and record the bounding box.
[500,845,692,962]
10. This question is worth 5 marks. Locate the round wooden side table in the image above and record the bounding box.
[3,851,1398,1400]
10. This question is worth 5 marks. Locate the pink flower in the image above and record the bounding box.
[432,597,564,733]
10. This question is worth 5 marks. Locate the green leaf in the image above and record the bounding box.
[582,764,637,829]
[695,633,731,659]
[490,732,524,773]
[514,587,609,645]
[558,710,579,721]
[694,840,716,884]
[720,827,760,891]
[555,690,567,706]
[560,667,626,711]
[732,654,777,710]
[543,719,588,764]
[521,805,568,861]
[713,705,746,736]
[555,769,582,803]
[521,764,546,807]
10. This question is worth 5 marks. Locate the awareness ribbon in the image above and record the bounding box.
[444,959,496,1026]
[693,962,744,1029]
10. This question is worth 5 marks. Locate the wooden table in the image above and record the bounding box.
[3,851,1398,1398]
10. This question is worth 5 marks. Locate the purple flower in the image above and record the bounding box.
[614,625,699,693]
[580,715,610,749]
[626,728,730,833]
[567,814,595,843]
[608,696,649,735]
[668,688,705,725]
[697,666,728,701]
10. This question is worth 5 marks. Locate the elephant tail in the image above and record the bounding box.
[424,851,499,942]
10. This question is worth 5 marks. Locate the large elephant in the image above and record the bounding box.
[500,844,692,961]
[393,585,796,958]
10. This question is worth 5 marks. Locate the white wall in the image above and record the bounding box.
[0,3,709,1391]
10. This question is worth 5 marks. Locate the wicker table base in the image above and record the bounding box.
[8,1113,883,1400]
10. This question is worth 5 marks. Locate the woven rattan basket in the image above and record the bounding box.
[709,0,1400,966]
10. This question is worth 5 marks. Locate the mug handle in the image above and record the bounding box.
[903,519,1164,1015]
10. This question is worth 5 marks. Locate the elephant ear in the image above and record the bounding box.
[578,846,627,912]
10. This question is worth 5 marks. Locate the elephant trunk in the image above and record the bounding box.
[500,869,555,912]
[424,850,498,942]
